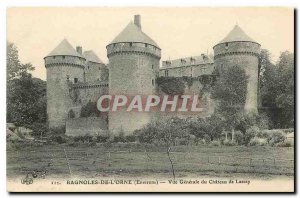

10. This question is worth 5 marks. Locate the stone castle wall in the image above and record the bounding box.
[159,63,214,77]
[85,62,108,82]
[65,117,108,136]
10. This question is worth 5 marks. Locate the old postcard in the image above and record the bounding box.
[6,7,294,192]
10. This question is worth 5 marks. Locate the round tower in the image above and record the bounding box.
[44,39,85,129]
[106,15,161,134]
[213,25,261,112]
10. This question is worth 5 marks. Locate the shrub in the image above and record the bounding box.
[268,131,285,146]
[276,141,292,147]
[244,126,260,145]
[96,135,109,143]
[203,134,211,144]
[210,140,221,147]
[27,122,48,138]
[69,109,75,118]
[125,135,136,142]
[233,130,244,145]
[223,140,236,146]
[50,126,65,135]
[156,77,185,95]
[80,101,98,117]
[257,130,271,139]
[52,135,66,144]
[248,137,260,146]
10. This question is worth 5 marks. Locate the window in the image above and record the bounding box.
[145,44,148,47]
[220,63,224,71]
[53,56,56,59]
[62,56,65,59]
[190,67,193,77]
[129,42,133,47]
[164,70,169,77]
[152,64,154,70]
[74,78,78,83]
[66,75,70,81]
[152,79,154,86]
[88,66,89,69]
[225,43,229,47]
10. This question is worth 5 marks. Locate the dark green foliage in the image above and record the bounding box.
[27,122,48,138]
[234,131,244,145]
[50,126,66,135]
[68,110,75,118]
[244,126,259,145]
[267,131,285,146]
[259,50,294,128]
[156,77,185,95]
[80,101,98,117]
[7,42,34,81]
[212,65,248,110]
[7,71,47,126]
[96,135,109,143]
[7,42,47,127]
[52,135,67,144]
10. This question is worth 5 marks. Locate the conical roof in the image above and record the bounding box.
[83,50,103,64]
[217,25,257,45]
[46,39,84,58]
[110,22,160,48]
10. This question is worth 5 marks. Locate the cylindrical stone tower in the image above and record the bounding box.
[106,15,161,135]
[213,25,261,112]
[44,39,85,129]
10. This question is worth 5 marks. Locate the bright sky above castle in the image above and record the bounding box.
[7,7,294,80]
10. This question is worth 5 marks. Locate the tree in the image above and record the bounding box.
[156,77,185,95]
[7,74,47,126]
[211,65,249,137]
[259,50,294,128]
[80,101,99,117]
[7,42,34,81]
[6,42,47,130]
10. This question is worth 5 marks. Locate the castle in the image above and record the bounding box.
[44,15,261,136]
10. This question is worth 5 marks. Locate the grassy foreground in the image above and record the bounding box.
[7,144,294,179]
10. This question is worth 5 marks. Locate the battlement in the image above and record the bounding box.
[70,81,109,89]
[213,41,260,59]
[44,55,86,68]
[106,42,161,59]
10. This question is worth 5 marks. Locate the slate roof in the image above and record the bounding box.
[162,55,213,68]
[217,25,257,44]
[46,39,84,58]
[110,22,160,48]
[83,50,103,64]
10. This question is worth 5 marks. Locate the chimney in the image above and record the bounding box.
[134,15,141,29]
[76,46,82,55]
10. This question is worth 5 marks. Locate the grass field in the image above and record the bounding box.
[7,144,294,180]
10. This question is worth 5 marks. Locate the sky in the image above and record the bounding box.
[7,7,294,80]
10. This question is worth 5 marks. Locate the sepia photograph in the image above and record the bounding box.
[5,7,295,192]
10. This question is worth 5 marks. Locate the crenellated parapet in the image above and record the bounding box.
[106,42,161,59]
[70,81,109,89]
[44,55,86,68]
[213,41,260,59]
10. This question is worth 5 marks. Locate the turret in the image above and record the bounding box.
[44,39,85,129]
[213,25,261,112]
[106,15,161,134]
